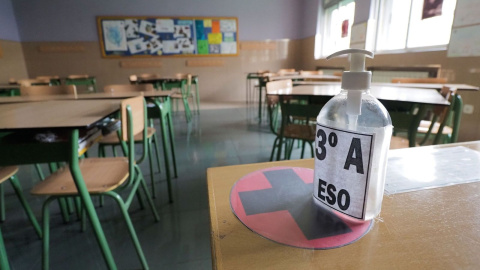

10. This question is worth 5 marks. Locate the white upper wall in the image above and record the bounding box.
[10,0,320,42]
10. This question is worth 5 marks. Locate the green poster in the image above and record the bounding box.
[197,40,209,54]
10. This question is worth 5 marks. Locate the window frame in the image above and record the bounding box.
[374,0,457,55]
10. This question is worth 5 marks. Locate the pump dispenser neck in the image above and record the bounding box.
[327,49,375,116]
[327,49,373,91]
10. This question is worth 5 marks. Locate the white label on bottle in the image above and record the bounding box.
[313,123,375,219]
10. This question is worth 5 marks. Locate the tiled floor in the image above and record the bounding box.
[2,103,292,269]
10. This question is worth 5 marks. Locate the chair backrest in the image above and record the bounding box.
[300,70,323,75]
[121,96,145,142]
[20,85,77,96]
[277,69,296,75]
[391,77,448,84]
[103,84,155,93]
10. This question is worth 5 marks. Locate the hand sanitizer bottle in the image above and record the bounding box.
[313,49,393,221]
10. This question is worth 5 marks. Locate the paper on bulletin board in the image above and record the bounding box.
[447,25,480,57]
[102,20,127,51]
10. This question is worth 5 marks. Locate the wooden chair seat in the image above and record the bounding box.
[390,136,411,149]
[284,124,316,141]
[417,120,453,134]
[0,167,18,184]
[99,127,156,144]
[31,158,129,195]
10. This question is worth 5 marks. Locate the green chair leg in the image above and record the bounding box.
[166,108,178,178]
[35,164,46,180]
[147,137,156,199]
[104,192,149,270]
[42,196,55,270]
[0,228,10,270]
[9,175,42,238]
[0,184,4,221]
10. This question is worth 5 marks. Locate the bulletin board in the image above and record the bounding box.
[97,16,239,58]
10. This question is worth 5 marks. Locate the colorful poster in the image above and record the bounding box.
[197,40,209,54]
[212,21,220,33]
[208,33,223,44]
[220,19,236,32]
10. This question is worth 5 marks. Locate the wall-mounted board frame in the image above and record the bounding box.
[97,16,239,58]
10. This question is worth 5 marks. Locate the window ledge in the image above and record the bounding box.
[375,45,448,55]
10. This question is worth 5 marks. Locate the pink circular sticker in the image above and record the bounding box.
[230,167,372,249]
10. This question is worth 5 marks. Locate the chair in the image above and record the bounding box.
[31,96,160,269]
[99,84,166,199]
[266,79,323,161]
[65,75,96,93]
[162,76,193,123]
[417,89,463,145]
[173,73,200,114]
[390,87,462,149]
[20,85,77,96]
[391,77,448,84]
[0,166,42,238]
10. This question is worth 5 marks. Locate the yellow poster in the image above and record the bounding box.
[208,33,222,44]
[204,19,212,27]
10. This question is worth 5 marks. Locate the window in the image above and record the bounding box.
[376,0,457,52]
[319,0,356,57]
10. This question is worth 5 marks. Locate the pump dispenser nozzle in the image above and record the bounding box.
[327,49,374,116]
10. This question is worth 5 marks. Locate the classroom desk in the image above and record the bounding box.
[282,84,450,105]
[0,100,121,269]
[293,80,480,91]
[131,74,199,89]
[0,90,172,103]
[251,74,341,122]
[268,84,450,160]
[0,90,178,197]
[207,140,480,269]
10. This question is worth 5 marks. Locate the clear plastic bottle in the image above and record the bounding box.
[313,49,392,221]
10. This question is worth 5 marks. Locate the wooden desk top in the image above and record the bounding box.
[207,141,480,269]
[0,100,121,130]
[0,91,172,104]
[268,74,341,81]
[270,84,450,106]
[293,81,479,91]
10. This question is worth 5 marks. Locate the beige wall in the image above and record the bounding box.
[0,39,28,82]
[20,40,303,102]
[300,36,480,142]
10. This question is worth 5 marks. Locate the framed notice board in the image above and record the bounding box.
[97,16,239,57]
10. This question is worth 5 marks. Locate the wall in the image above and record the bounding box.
[10,0,318,102]
[0,0,28,82]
